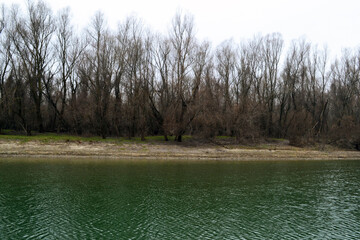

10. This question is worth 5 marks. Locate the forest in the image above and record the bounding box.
[0,1,359,149]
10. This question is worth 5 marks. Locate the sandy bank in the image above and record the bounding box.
[1,140,360,161]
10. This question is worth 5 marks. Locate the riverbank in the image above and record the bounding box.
[1,138,360,161]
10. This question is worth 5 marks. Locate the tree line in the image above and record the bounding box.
[0,1,359,148]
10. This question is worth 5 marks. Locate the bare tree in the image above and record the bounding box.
[43,7,84,132]
[231,38,262,141]
[262,33,283,136]
[0,4,359,147]
[305,46,329,136]
[118,17,148,139]
[215,40,235,135]
[10,0,55,132]
[278,39,310,138]
[168,12,196,142]
[112,19,132,136]
[0,4,5,34]
[79,11,115,138]
[152,35,173,140]
[0,4,11,133]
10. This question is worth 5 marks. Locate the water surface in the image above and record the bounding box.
[0,159,359,239]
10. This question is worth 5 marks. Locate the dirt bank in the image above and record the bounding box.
[1,139,360,161]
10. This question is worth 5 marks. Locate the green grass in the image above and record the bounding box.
[0,131,192,144]
[267,138,288,142]
[215,136,235,140]
[0,129,13,134]
[0,132,106,143]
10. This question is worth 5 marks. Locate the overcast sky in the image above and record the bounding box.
[3,0,360,59]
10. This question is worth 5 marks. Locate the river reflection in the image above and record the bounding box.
[0,159,359,239]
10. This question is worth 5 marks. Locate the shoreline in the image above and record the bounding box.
[1,139,360,161]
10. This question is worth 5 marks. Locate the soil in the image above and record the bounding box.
[1,139,360,161]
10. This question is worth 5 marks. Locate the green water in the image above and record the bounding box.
[0,159,359,239]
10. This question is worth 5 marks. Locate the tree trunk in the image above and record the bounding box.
[36,104,44,133]
[175,134,182,142]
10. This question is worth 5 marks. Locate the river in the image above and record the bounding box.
[0,159,359,239]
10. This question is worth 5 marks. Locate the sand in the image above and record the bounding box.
[1,140,360,161]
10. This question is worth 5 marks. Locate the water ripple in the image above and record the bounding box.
[0,160,359,239]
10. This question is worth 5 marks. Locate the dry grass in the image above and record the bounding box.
[1,139,360,161]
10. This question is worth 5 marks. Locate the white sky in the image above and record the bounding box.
[3,0,360,59]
